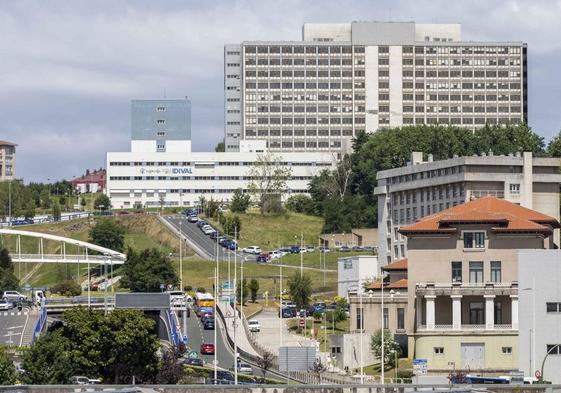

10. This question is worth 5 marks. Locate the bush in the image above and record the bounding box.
[396,370,413,380]
[285,194,315,215]
[230,189,251,213]
[51,280,82,297]
[183,285,192,292]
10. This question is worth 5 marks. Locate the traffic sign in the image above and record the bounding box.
[413,359,428,375]
[159,283,165,290]
[535,370,541,379]
[299,318,305,327]
[188,350,199,359]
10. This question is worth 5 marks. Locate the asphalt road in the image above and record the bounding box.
[164,215,251,262]
[0,307,31,346]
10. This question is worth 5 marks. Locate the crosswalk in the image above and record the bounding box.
[0,311,29,317]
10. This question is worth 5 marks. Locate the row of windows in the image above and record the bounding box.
[116,189,309,196]
[433,346,512,355]
[245,93,356,101]
[247,105,356,113]
[402,70,520,78]
[392,199,462,224]
[109,161,329,167]
[110,175,314,181]
[246,70,356,77]
[245,82,361,89]
[404,82,521,89]
[403,58,521,66]
[403,106,521,114]
[355,307,405,331]
[247,117,362,125]
[245,58,358,66]
[450,260,501,283]
[402,117,522,125]
[245,45,357,54]
[246,129,352,137]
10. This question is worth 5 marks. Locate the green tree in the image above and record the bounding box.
[39,188,52,209]
[236,278,249,305]
[0,346,16,385]
[214,140,225,152]
[370,329,401,369]
[248,278,259,303]
[89,219,125,252]
[94,193,111,211]
[51,280,82,296]
[247,152,292,214]
[23,199,36,219]
[0,248,19,294]
[219,214,242,237]
[230,189,251,213]
[22,331,76,384]
[80,197,87,209]
[285,194,315,215]
[547,130,561,157]
[287,272,312,310]
[120,248,179,292]
[52,202,61,221]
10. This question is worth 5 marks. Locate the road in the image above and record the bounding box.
[0,306,32,346]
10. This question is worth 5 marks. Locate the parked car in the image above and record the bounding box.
[196,220,208,228]
[306,245,315,252]
[200,343,215,355]
[312,302,327,313]
[187,215,199,223]
[269,250,282,259]
[210,231,221,240]
[289,245,301,254]
[319,246,330,253]
[352,246,364,251]
[279,247,292,255]
[182,357,204,367]
[227,241,238,251]
[0,299,11,311]
[202,225,215,235]
[242,246,261,255]
[203,318,215,330]
[233,362,253,374]
[256,253,270,263]
[2,291,27,303]
[219,237,231,247]
[280,307,296,318]
[215,370,235,383]
[339,246,351,252]
[248,319,260,332]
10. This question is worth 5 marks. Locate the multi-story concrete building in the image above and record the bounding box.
[106,99,335,208]
[131,98,191,153]
[225,21,527,153]
[400,197,559,372]
[518,249,561,384]
[376,151,561,263]
[0,140,16,181]
[337,255,379,298]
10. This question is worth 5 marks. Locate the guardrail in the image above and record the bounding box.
[32,300,47,343]
[167,310,182,345]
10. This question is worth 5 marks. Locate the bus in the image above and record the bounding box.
[194,292,215,317]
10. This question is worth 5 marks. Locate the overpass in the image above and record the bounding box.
[0,228,126,264]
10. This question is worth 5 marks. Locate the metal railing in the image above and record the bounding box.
[418,324,514,331]
[32,300,47,343]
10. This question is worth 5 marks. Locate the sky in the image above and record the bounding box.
[1,0,561,182]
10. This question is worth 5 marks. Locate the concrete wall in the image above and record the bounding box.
[338,256,379,298]
[519,249,561,383]
[329,332,376,370]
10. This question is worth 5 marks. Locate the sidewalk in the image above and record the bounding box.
[217,300,259,357]
[254,307,314,354]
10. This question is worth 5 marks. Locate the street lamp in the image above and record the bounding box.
[521,279,535,376]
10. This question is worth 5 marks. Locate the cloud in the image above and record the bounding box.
[0,0,560,182]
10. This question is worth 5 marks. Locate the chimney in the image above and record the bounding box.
[411,151,424,165]
[427,154,433,163]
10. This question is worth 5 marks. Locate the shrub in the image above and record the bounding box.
[51,280,82,297]
[285,194,315,215]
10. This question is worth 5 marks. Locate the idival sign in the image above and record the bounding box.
[139,167,193,176]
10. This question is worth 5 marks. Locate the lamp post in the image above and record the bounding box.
[179,220,183,291]
[540,343,561,382]
[521,280,535,376]
[233,226,238,385]
[381,274,386,385]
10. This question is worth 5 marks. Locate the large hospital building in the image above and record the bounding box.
[224,21,527,153]
[106,98,334,209]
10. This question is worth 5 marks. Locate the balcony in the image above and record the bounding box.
[417,323,513,332]
[416,281,518,297]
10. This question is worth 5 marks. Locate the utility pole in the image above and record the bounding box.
[300,231,303,276]
[233,226,238,385]
[213,265,218,383]
[179,220,183,290]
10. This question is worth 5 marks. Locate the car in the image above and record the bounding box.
[0,299,11,311]
[182,357,204,367]
[248,319,260,332]
[312,302,327,313]
[269,250,282,259]
[187,215,199,223]
[319,246,330,253]
[227,241,238,251]
[202,226,216,235]
[280,307,296,318]
[339,246,351,252]
[289,245,301,254]
[203,318,215,330]
[210,231,222,240]
[200,343,215,355]
[279,247,292,254]
[219,237,230,247]
[242,246,261,255]
[2,291,27,303]
[352,246,364,251]
[214,370,235,384]
[306,245,315,252]
[256,253,270,263]
[234,362,253,374]
[196,220,208,228]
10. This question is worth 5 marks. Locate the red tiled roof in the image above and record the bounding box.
[399,196,560,235]
[368,279,408,290]
[0,140,17,146]
[382,258,407,271]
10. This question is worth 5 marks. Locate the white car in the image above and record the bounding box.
[243,246,261,255]
[0,299,11,311]
[236,363,253,374]
[269,250,282,259]
[248,319,260,332]
[2,291,27,303]
[202,225,215,235]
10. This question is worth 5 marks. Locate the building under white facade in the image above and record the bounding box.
[106,99,336,209]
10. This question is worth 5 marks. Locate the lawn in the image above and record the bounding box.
[288,317,351,352]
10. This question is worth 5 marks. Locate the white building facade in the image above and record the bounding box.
[225,21,527,153]
[337,255,379,298]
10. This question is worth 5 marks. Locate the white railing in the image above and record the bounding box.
[418,324,515,331]
[418,281,515,289]
[470,190,505,199]
[495,324,513,330]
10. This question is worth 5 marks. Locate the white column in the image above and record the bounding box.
[426,295,436,330]
[416,296,423,328]
[485,295,495,330]
[452,295,462,330]
[510,295,519,330]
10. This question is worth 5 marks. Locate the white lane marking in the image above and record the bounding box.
[6,325,24,330]
[20,310,30,346]
[1,312,29,316]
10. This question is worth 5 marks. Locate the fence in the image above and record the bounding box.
[32,300,47,343]
[166,310,182,346]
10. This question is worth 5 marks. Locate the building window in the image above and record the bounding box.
[157,119,166,125]
[156,106,166,112]
[434,347,444,354]
[383,308,389,330]
[546,345,561,355]
[502,347,512,354]
[464,231,485,249]
[469,302,484,324]
[491,261,502,282]
[156,144,165,150]
[156,131,166,137]
[509,183,520,194]
[356,307,363,330]
[495,302,503,324]
[469,262,484,284]
[546,302,561,313]
[397,308,405,330]
[451,261,462,282]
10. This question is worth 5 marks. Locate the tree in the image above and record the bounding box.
[0,248,19,294]
[230,189,251,213]
[248,278,259,303]
[51,280,82,296]
[285,194,315,215]
[257,350,274,382]
[370,329,401,370]
[547,130,561,157]
[23,308,160,384]
[89,219,125,252]
[247,152,292,214]
[214,140,225,152]
[94,193,111,211]
[287,272,312,310]
[80,197,87,209]
[219,214,242,237]
[52,202,61,222]
[39,188,52,209]
[23,199,35,219]
[0,346,16,385]
[120,248,179,292]
[236,278,249,305]
[155,344,187,384]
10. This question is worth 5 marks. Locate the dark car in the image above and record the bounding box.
[196,220,208,228]
[219,238,231,247]
[213,370,235,384]
[210,231,221,240]
[200,343,215,355]
[339,246,351,252]
[227,241,238,251]
[256,253,270,263]
[290,245,301,254]
[182,358,204,367]
[280,307,296,318]
[203,318,215,330]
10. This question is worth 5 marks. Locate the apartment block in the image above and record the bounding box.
[375,151,561,263]
[225,21,527,153]
[0,140,16,181]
